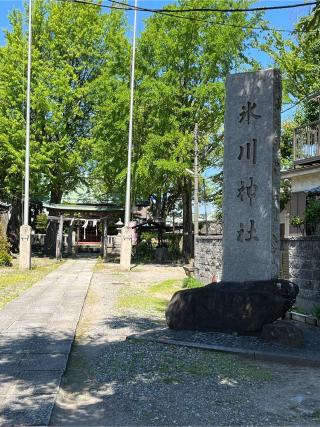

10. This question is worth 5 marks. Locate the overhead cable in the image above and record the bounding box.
[108,0,319,33]
[281,89,320,113]
[109,0,319,14]
[59,0,315,34]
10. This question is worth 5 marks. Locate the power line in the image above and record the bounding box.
[281,100,302,114]
[59,0,311,34]
[108,0,293,32]
[56,0,125,11]
[109,0,320,33]
[111,0,319,14]
[281,89,320,114]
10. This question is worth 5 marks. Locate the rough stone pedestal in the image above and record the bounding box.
[261,320,304,348]
[19,225,32,270]
[166,279,299,334]
[120,227,132,270]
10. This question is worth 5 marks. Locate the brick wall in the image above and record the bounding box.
[195,235,320,310]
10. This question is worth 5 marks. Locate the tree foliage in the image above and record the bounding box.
[131,0,262,257]
[0,224,12,266]
[0,0,269,259]
[264,3,320,122]
[0,0,128,204]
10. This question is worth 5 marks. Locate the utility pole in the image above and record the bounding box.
[203,179,208,235]
[120,0,138,270]
[193,123,199,258]
[19,0,32,270]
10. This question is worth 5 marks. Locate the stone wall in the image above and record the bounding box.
[195,236,320,310]
[194,236,222,284]
[0,212,9,232]
[285,237,320,311]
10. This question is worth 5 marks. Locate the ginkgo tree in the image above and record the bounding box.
[0,0,128,248]
[132,0,263,259]
[265,2,320,122]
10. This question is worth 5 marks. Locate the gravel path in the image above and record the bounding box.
[51,264,320,426]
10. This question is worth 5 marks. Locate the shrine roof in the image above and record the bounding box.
[43,203,123,213]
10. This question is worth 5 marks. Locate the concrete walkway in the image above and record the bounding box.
[0,258,95,426]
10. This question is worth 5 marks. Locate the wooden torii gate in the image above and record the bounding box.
[45,215,109,260]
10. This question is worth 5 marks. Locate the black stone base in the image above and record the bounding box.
[165,280,299,334]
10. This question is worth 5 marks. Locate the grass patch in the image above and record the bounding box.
[93,257,105,272]
[148,279,182,296]
[182,276,204,289]
[117,278,184,317]
[0,257,62,309]
[117,292,168,315]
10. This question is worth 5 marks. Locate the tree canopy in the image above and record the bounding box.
[0,0,276,258]
[265,3,320,123]
[133,0,262,257]
[0,0,128,205]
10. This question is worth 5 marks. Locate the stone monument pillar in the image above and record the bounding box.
[19,225,32,270]
[102,219,108,261]
[120,226,132,270]
[55,215,64,260]
[67,223,73,256]
[222,69,281,282]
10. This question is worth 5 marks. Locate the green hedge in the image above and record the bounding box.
[0,224,12,266]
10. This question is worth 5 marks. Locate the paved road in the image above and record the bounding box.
[0,258,95,426]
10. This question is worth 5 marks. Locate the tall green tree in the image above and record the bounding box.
[262,3,320,214]
[0,9,26,246]
[0,1,128,248]
[90,12,130,202]
[133,0,262,259]
[264,3,320,122]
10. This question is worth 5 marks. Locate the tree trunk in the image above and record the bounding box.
[44,220,58,257]
[50,187,63,204]
[160,192,168,221]
[42,187,63,257]
[7,198,22,253]
[182,179,193,261]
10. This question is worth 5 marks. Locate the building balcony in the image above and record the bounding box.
[294,119,320,165]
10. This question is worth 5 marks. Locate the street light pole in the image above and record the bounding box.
[24,0,32,226]
[120,0,138,270]
[19,0,32,270]
[124,0,138,227]
[203,179,208,234]
[193,123,199,244]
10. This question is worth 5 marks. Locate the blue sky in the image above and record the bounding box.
[0,0,313,46]
[0,0,312,73]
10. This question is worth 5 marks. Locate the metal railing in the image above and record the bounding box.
[293,119,320,163]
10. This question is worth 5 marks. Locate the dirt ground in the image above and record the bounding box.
[50,263,320,426]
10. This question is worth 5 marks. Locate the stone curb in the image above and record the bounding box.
[47,271,93,426]
[127,332,320,367]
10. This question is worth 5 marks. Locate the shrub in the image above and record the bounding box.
[305,199,320,226]
[313,306,320,320]
[34,213,48,233]
[134,241,154,262]
[0,224,12,266]
[290,215,304,227]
